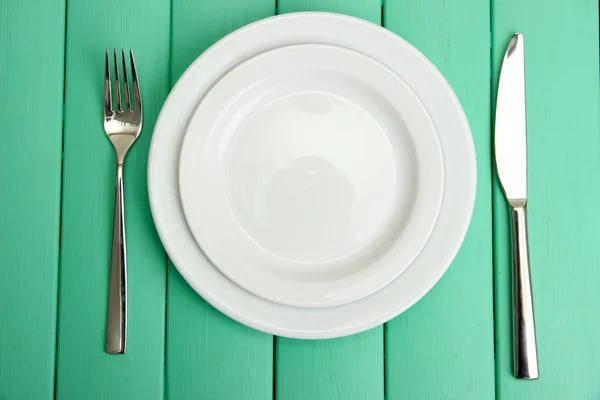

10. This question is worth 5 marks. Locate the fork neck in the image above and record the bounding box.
[109,134,135,165]
[113,143,130,166]
[116,161,124,176]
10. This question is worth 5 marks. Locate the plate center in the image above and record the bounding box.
[225,91,406,264]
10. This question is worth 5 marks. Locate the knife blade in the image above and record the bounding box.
[495,33,539,380]
[496,34,527,204]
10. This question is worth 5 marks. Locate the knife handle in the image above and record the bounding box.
[510,204,539,379]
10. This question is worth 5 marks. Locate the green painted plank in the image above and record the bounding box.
[384,1,496,399]
[167,1,275,399]
[276,328,383,400]
[278,0,381,23]
[0,1,65,398]
[274,2,383,400]
[492,1,600,398]
[55,0,170,397]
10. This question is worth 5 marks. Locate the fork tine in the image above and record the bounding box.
[129,50,142,112]
[121,49,131,110]
[113,49,122,112]
[104,49,113,115]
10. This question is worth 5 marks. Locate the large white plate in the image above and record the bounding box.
[179,44,444,308]
[148,12,476,338]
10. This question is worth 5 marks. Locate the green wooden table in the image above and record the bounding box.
[2,0,599,398]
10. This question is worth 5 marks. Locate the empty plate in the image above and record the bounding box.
[148,12,476,338]
[178,44,444,308]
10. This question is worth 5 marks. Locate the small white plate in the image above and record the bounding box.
[179,44,444,308]
[149,12,476,339]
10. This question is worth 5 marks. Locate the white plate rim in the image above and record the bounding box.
[148,12,477,339]
[178,43,445,308]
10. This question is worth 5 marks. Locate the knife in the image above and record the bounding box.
[495,33,539,380]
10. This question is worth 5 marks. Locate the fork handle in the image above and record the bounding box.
[106,162,127,354]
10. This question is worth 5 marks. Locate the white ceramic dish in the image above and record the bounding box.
[179,44,444,308]
[148,12,476,338]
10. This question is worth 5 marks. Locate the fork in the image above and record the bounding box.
[103,49,142,354]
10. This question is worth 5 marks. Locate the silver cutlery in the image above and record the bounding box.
[103,49,142,354]
[495,33,539,379]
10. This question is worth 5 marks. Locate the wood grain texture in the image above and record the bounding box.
[277,0,381,23]
[166,1,275,399]
[492,1,600,398]
[55,0,170,397]
[3,0,598,398]
[384,1,496,399]
[0,0,65,398]
[276,329,383,400]
[274,2,384,400]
